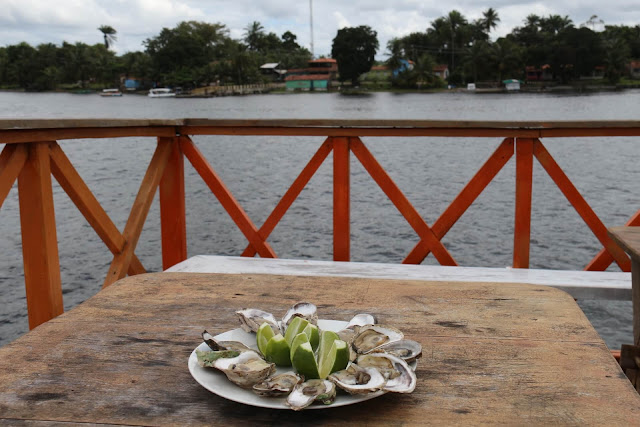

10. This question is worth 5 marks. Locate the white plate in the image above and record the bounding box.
[188,319,388,410]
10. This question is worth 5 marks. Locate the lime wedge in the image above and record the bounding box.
[291,342,320,379]
[318,339,349,379]
[289,332,310,361]
[256,322,275,356]
[317,330,340,368]
[265,333,292,366]
[284,317,310,346]
[303,323,320,351]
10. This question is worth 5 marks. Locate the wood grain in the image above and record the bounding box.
[17,142,64,328]
[333,137,350,261]
[159,137,187,270]
[0,273,638,426]
[609,226,640,346]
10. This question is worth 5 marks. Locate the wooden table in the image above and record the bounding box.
[1,273,638,425]
[609,226,640,346]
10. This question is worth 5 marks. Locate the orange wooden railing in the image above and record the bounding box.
[1,119,640,328]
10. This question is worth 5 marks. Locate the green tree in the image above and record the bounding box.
[144,21,230,87]
[98,25,117,50]
[331,25,379,86]
[602,37,630,84]
[481,8,500,37]
[244,21,265,51]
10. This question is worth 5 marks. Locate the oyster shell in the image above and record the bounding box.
[202,330,253,353]
[352,325,404,354]
[371,339,423,363]
[286,379,337,411]
[345,313,377,330]
[252,371,303,397]
[236,308,281,334]
[328,363,386,394]
[356,353,416,393]
[213,351,276,389]
[282,302,318,328]
[195,349,241,367]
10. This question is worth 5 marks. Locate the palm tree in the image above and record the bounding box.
[445,10,468,72]
[98,26,117,50]
[244,21,264,51]
[481,8,500,37]
[412,54,436,89]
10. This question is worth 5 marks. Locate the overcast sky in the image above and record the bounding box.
[2,0,639,59]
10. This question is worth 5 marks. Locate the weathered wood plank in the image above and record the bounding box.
[0,273,637,426]
[49,142,146,275]
[587,210,640,270]
[17,142,64,328]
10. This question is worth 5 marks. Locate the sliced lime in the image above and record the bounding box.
[284,317,310,346]
[318,340,349,379]
[317,330,340,369]
[291,342,320,379]
[289,332,310,361]
[256,322,275,356]
[265,333,292,366]
[303,323,320,351]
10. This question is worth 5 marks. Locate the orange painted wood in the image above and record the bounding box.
[533,140,631,271]
[17,142,64,329]
[49,142,146,275]
[350,137,457,266]
[587,209,640,271]
[103,139,173,288]
[513,138,534,268]
[159,137,187,270]
[1,126,177,144]
[180,137,276,259]
[0,143,28,209]
[404,138,515,264]
[242,138,333,257]
[333,137,350,261]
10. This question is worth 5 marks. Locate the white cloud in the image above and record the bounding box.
[1,0,639,57]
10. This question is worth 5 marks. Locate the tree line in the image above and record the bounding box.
[0,10,639,91]
[0,21,311,91]
[385,10,640,87]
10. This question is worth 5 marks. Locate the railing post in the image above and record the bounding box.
[513,138,534,268]
[159,136,187,270]
[17,142,64,328]
[333,137,350,261]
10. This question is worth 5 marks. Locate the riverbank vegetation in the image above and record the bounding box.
[0,10,639,92]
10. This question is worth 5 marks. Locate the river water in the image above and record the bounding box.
[1,90,639,349]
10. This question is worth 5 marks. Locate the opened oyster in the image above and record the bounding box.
[328,363,386,394]
[253,372,303,397]
[282,302,318,327]
[352,325,404,354]
[286,379,336,411]
[236,308,281,334]
[202,330,253,353]
[370,339,422,363]
[357,353,417,393]
[198,350,276,389]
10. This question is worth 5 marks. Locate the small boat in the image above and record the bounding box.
[148,88,176,98]
[100,89,123,97]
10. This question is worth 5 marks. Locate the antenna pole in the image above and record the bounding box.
[309,0,314,58]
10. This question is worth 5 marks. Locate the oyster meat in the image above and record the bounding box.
[352,325,404,354]
[213,351,276,389]
[370,339,423,363]
[252,371,303,397]
[286,379,337,411]
[236,308,281,334]
[328,363,386,394]
[202,330,253,353]
[282,302,318,328]
[357,353,416,394]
